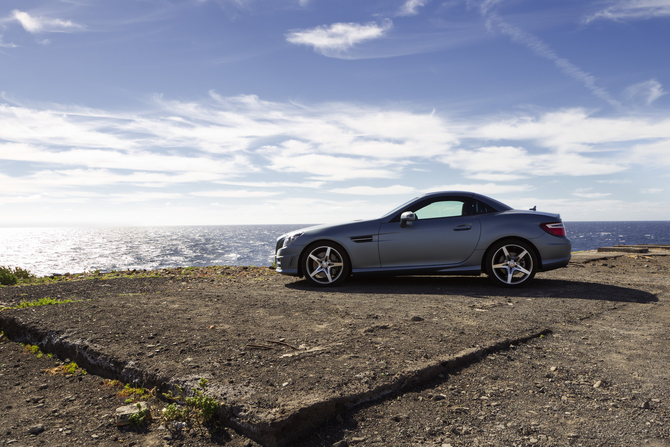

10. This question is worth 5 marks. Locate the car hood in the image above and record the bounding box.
[293,218,382,236]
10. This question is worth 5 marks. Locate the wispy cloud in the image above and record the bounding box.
[467,1,621,108]
[190,189,283,198]
[330,185,418,195]
[2,94,669,213]
[286,20,392,57]
[398,0,430,16]
[427,183,534,194]
[625,79,667,105]
[585,0,670,23]
[10,10,84,34]
[0,35,17,48]
[493,18,620,108]
[572,188,612,199]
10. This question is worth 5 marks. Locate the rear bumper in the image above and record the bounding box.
[537,235,572,272]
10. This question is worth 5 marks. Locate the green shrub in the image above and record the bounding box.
[0,266,35,285]
[0,268,18,286]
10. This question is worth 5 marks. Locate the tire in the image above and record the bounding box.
[302,242,350,287]
[486,240,537,287]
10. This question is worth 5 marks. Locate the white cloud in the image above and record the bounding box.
[286,20,392,56]
[330,185,418,195]
[630,139,670,167]
[2,93,670,224]
[625,79,667,105]
[475,108,670,150]
[585,0,670,23]
[572,189,613,199]
[190,189,283,198]
[0,143,254,176]
[0,35,17,48]
[426,183,535,195]
[261,146,398,181]
[11,10,84,34]
[641,188,663,194]
[441,146,626,179]
[398,0,429,16]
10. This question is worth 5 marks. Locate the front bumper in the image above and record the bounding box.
[275,246,301,276]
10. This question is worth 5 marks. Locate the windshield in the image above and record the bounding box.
[380,197,418,219]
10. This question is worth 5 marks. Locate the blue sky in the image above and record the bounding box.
[1,0,669,226]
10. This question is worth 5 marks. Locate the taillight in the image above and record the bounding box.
[541,222,566,237]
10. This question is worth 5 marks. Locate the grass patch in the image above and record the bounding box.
[6,297,76,310]
[45,361,87,376]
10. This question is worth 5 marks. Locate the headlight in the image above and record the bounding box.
[282,232,304,248]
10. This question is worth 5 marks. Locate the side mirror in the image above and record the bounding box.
[400,211,416,228]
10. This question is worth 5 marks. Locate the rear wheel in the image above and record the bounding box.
[486,240,537,287]
[303,242,350,287]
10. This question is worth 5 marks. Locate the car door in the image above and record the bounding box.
[378,197,481,267]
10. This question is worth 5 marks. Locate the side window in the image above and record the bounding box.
[414,200,466,220]
[474,200,497,214]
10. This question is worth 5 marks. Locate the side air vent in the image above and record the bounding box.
[350,235,374,243]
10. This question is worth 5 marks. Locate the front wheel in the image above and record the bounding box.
[486,240,537,287]
[303,242,350,287]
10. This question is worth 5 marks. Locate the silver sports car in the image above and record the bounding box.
[275,191,571,287]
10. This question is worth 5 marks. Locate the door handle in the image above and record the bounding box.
[454,224,472,231]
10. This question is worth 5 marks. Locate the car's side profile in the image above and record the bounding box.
[275,191,571,287]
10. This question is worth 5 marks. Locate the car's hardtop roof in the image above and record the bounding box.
[417,191,514,211]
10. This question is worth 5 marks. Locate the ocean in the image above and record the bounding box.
[0,222,668,277]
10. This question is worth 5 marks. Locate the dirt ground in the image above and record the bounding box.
[1,251,669,447]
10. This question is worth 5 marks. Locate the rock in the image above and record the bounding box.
[433,394,447,401]
[28,424,45,434]
[410,316,424,322]
[641,401,651,409]
[350,437,366,443]
[115,402,151,426]
[332,441,347,447]
[594,380,602,388]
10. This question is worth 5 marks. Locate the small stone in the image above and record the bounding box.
[91,434,99,439]
[566,433,579,438]
[332,441,347,447]
[28,424,45,435]
[642,401,651,409]
[410,316,424,322]
[594,381,602,388]
[115,402,151,426]
[550,366,557,372]
[433,394,447,401]
[350,437,366,444]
